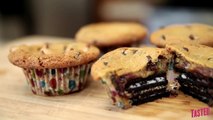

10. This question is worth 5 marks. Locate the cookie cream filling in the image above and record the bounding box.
[120,74,168,99]
[126,77,166,90]
[166,69,180,95]
[138,85,166,94]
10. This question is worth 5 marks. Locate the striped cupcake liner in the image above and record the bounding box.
[23,63,92,96]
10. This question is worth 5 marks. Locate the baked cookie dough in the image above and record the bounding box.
[150,23,213,47]
[75,22,147,52]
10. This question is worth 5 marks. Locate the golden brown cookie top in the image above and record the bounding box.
[91,47,170,80]
[166,43,213,68]
[75,22,147,47]
[8,41,100,69]
[150,23,213,47]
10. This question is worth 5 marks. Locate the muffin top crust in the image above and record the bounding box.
[91,47,171,80]
[166,43,213,68]
[8,41,100,69]
[75,22,147,47]
[150,23,213,47]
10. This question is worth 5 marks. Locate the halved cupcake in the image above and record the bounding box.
[166,43,213,106]
[91,47,179,109]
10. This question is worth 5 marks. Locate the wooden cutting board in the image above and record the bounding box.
[0,36,212,120]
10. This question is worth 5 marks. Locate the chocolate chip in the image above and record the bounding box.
[38,58,45,67]
[39,62,44,67]
[146,55,152,62]
[122,49,127,55]
[74,52,81,59]
[158,55,166,59]
[183,47,189,52]
[132,50,138,54]
[103,61,108,66]
[146,56,158,71]
[110,73,117,81]
[77,52,81,56]
[70,48,74,51]
[117,68,123,71]
[208,58,212,60]
[189,34,195,40]
[161,35,166,40]
[41,50,45,54]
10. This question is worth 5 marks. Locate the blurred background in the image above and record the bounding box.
[0,0,213,43]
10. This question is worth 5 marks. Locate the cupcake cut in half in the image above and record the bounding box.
[75,22,147,53]
[8,41,100,96]
[91,47,179,109]
[166,43,213,106]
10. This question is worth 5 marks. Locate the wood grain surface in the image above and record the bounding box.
[0,36,212,120]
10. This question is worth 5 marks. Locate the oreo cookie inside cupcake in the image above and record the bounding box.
[92,47,179,109]
[166,43,213,106]
[175,58,213,106]
[115,73,169,105]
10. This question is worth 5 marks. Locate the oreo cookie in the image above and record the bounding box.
[111,73,171,107]
[177,72,213,106]
[125,75,167,92]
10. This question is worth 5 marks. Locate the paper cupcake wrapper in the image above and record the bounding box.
[23,63,92,96]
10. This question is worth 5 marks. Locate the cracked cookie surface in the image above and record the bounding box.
[8,41,100,69]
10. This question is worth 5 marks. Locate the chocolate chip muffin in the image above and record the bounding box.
[91,44,213,109]
[166,43,213,106]
[150,23,213,47]
[8,41,100,96]
[91,47,179,109]
[75,22,147,53]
